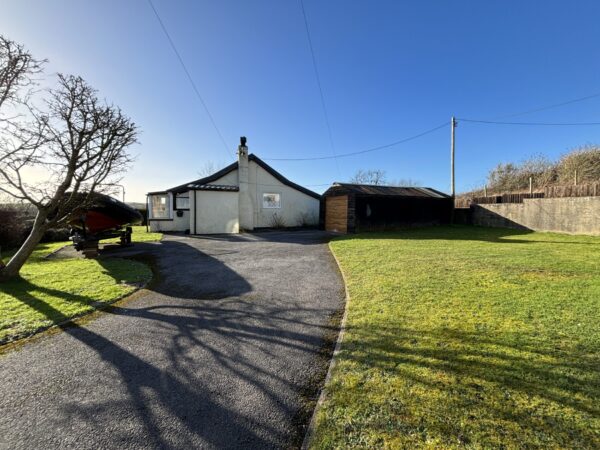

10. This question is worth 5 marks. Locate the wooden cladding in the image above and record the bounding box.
[325,195,348,233]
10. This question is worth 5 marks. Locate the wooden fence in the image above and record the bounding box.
[544,183,600,198]
[456,182,600,207]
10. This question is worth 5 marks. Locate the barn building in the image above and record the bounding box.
[322,183,452,233]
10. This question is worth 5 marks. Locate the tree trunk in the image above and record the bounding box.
[0,210,48,281]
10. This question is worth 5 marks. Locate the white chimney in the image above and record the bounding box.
[238,136,253,230]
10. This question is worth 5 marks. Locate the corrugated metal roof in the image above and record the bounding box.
[324,183,450,198]
[188,184,239,192]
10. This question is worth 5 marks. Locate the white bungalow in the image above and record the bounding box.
[147,138,321,234]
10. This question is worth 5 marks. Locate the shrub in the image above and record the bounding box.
[0,205,31,251]
[487,155,556,193]
[472,146,600,198]
[269,213,286,229]
[0,203,71,253]
[41,228,71,243]
[557,145,600,184]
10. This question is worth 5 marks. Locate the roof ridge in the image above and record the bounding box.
[152,153,321,199]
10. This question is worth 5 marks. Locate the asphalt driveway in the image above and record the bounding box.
[0,230,345,449]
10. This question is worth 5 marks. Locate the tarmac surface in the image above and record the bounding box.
[0,230,345,449]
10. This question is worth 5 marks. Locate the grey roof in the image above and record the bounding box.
[324,183,450,198]
[187,184,239,192]
[150,154,320,200]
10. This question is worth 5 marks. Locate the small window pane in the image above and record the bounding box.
[263,193,281,209]
[176,195,190,209]
[150,194,170,218]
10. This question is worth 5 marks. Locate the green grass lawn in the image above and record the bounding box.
[312,226,600,449]
[0,226,159,344]
[104,225,163,244]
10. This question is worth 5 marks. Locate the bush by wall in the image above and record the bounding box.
[0,204,72,253]
[460,145,600,200]
[0,205,30,251]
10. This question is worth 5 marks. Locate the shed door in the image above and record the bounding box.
[325,195,348,233]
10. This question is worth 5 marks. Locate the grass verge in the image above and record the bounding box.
[311,226,600,449]
[0,235,154,344]
[104,225,163,244]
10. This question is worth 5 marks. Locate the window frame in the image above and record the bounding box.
[262,192,282,209]
[149,193,172,220]
[174,193,190,211]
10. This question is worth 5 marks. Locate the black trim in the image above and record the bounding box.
[174,194,190,210]
[250,155,321,199]
[150,154,321,199]
[167,162,239,194]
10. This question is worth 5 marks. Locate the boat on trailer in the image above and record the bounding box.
[68,193,142,257]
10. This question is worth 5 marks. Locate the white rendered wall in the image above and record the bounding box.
[207,170,238,186]
[194,191,239,234]
[203,163,319,228]
[248,161,320,228]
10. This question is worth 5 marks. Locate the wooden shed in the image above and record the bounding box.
[322,183,453,233]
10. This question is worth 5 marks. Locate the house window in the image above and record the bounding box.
[262,193,281,209]
[150,194,170,219]
[175,193,190,210]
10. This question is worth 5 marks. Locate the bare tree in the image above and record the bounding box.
[197,160,216,178]
[0,35,44,113]
[388,178,421,187]
[349,169,387,185]
[0,39,138,280]
[349,169,420,186]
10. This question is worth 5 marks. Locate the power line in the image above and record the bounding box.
[492,91,600,120]
[299,0,339,173]
[458,118,600,126]
[146,0,233,157]
[265,121,448,161]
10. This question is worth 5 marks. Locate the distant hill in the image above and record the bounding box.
[127,202,147,210]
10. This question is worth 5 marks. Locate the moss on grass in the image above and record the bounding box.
[311,226,600,449]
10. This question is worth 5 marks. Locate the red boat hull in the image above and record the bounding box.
[68,193,143,235]
[84,210,127,234]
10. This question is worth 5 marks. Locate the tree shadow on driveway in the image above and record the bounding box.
[1,235,343,449]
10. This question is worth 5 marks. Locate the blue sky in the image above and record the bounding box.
[2,0,600,201]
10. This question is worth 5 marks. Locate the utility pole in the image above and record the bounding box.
[451,116,456,198]
[450,116,456,224]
